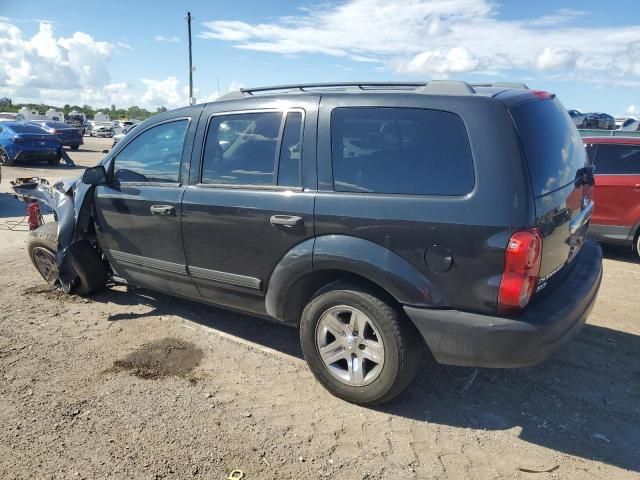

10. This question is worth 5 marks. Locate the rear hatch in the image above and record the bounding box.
[13,134,59,152]
[56,127,81,141]
[511,97,594,287]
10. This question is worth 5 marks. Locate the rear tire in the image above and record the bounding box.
[299,282,422,405]
[27,223,107,296]
[47,154,61,166]
[70,145,80,151]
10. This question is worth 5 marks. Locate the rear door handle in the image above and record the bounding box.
[150,204,176,216]
[269,215,303,227]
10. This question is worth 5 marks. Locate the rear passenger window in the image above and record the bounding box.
[593,144,640,174]
[331,108,474,195]
[202,112,282,186]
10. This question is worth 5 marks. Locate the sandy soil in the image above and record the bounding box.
[0,138,639,479]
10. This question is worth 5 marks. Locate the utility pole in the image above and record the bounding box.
[187,11,195,105]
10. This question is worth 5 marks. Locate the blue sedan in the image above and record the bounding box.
[28,120,84,150]
[0,122,62,165]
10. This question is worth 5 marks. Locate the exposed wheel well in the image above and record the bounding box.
[280,269,402,325]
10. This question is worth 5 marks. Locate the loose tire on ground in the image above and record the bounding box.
[27,222,107,296]
[299,282,423,405]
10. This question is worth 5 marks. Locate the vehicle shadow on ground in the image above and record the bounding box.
[601,243,638,265]
[95,286,639,473]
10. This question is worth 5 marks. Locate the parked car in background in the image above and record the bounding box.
[0,112,18,122]
[591,113,616,130]
[112,122,138,147]
[620,118,640,132]
[15,81,602,405]
[66,113,86,134]
[568,109,590,128]
[28,120,83,150]
[0,122,61,165]
[585,137,640,258]
[85,121,114,138]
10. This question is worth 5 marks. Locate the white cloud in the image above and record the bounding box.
[155,35,180,43]
[627,105,639,117]
[201,0,640,81]
[0,21,113,91]
[535,47,580,71]
[140,76,186,108]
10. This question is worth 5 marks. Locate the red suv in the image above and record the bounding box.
[585,137,640,258]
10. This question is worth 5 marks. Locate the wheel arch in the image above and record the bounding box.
[265,234,447,324]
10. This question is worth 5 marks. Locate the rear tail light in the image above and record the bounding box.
[531,90,555,100]
[498,228,542,314]
[54,130,64,135]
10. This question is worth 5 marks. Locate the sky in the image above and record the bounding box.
[1,0,639,116]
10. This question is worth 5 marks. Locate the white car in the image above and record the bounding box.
[0,112,17,122]
[568,109,591,128]
[620,117,640,131]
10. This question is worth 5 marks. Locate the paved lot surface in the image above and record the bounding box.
[1,138,639,479]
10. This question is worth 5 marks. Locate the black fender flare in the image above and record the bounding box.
[265,234,446,321]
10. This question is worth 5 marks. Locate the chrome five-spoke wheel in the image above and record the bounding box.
[315,305,385,386]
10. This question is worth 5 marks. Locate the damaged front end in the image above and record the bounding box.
[11,176,104,292]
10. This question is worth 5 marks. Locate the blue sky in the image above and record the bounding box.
[1,0,639,116]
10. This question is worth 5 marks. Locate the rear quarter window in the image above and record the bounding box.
[511,98,587,197]
[330,107,474,195]
[592,144,640,174]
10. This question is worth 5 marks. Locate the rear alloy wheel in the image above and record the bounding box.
[636,233,640,260]
[316,305,385,386]
[300,283,422,405]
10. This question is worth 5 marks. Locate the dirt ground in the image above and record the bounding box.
[1,137,639,479]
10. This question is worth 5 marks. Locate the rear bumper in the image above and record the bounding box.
[404,241,603,368]
[14,150,59,162]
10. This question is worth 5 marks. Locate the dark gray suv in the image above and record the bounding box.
[16,81,603,405]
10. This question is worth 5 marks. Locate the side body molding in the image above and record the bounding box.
[265,234,447,322]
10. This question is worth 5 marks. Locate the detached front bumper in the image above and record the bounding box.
[405,240,603,368]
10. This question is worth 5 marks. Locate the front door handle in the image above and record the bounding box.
[269,215,303,227]
[150,204,176,216]
[634,184,640,192]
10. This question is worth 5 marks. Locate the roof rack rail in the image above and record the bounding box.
[471,82,529,90]
[242,81,427,95]
[215,79,528,102]
[419,80,475,96]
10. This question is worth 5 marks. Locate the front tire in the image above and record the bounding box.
[0,147,14,166]
[27,223,107,295]
[300,283,422,405]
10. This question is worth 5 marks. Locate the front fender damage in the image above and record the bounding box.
[11,177,99,289]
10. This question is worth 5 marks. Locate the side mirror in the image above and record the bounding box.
[82,165,108,185]
[102,149,109,154]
